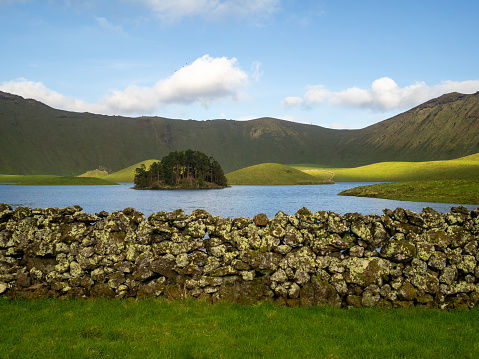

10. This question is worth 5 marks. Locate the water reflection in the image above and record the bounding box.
[0,183,477,219]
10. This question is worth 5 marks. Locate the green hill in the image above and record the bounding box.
[103,159,159,182]
[226,163,333,185]
[294,152,479,182]
[341,92,479,164]
[78,159,160,182]
[78,169,109,178]
[1,90,479,176]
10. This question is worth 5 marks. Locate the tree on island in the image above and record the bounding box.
[134,149,228,189]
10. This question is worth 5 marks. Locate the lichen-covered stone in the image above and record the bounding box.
[380,239,416,263]
[447,226,474,248]
[327,213,348,234]
[283,225,303,246]
[426,229,450,249]
[217,278,274,304]
[253,213,268,227]
[428,251,447,271]
[311,278,341,307]
[398,281,417,301]
[416,241,435,261]
[343,257,391,287]
[351,220,373,243]
[457,255,476,274]
[285,247,316,272]
[310,233,349,255]
[422,207,445,229]
[346,295,362,307]
[296,207,315,224]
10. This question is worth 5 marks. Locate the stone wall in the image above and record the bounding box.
[1,202,479,309]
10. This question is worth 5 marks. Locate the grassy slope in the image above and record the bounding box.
[293,153,479,205]
[77,169,109,178]
[103,159,159,182]
[339,180,479,205]
[293,152,479,182]
[341,92,479,164]
[2,91,479,176]
[1,298,478,359]
[0,174,117,185]
[226,163,333,185]
[0,92,342,175]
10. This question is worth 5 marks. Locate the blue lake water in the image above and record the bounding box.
[0,183,477,219]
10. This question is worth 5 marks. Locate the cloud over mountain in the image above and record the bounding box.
[283,77,479,112]
[0,55,249,116]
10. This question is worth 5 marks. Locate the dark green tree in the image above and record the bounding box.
[134,150,228,189]
[133,164,148,189]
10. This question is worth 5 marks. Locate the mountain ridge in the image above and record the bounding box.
[1,90,479,175]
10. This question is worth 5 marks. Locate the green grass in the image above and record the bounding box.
[226,163,333,185]
[0,174,117,185]
[77,169,109,178]
[339,180,479,205]
[104,159,160,182]
[292,153,479,182]
[1,298,478,359]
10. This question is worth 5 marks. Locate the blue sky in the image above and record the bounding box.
[1,0,478,129]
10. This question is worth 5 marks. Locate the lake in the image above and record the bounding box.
[1,183,477,219]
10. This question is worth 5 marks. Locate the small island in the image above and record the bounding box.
[133,149,228,189]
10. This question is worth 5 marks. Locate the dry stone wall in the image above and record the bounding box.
[1,202,479,309]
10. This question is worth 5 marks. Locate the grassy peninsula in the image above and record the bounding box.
[339,180,479,205]
[1,298,478,358]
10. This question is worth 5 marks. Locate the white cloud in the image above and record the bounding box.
[329,122,352,130]
[153,55,248,105]
[235,115,256,121]
[304,85,329,105]
[0,55,250,115]
[281,96,303,108]
[131,0,279,22]
[0,78,91,112]
[95,16,126,36]
[284,77,479,112]
[251,61,263,82]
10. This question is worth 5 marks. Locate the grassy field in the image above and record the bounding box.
[292,153,479,182]
[0,298,478,359]
[339,180,479,205]
[0,174,117,185]
[226,163,333,185]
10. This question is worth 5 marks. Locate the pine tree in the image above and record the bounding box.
[134,150,228,189]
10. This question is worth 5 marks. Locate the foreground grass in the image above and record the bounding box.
[0,174,117,185]
[1,298,478,359]
[227,163,333,185]
[339,180,479,205]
